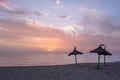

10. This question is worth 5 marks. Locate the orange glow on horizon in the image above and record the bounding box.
[0,37,62,51]
[0,36,76,52]
[44,42,58,52]
[37,38,69,52]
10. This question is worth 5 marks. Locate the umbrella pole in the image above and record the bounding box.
[104,55,106,66]
[75,54,77,66]
[97,54,100,69]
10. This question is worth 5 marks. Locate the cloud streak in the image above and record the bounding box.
[6,9,30,16]
[0,0,14,11]
[54,14,72,19]
[34,11,48,16]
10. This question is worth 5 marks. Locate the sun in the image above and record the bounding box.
[41,38,60,52]
[46,44,57,52]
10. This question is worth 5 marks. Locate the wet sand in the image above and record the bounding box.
[0,63,120,80]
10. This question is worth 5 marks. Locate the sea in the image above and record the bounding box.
[0,53,120,66]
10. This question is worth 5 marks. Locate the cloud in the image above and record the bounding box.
[0,0,30,20]
[6,9,30,16]
[0,26,8,32]
[80,7,97,17]
[0,18,70,51]
[34,11,48,16]
[0,23,8,32]
[5,9,50,20]
[59,25,84,36]
[25,18,56,28]
[5,9,49,20]
[0,15,120,54]
[25,18,81,36]
[54,14,72,19]
[1,2,49,20]
[22,36,59,42]
[56,0,61,5]
[0,0,49,22]
[78,7,120,37]
[0,0,13,10]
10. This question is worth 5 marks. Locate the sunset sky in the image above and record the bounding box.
[0,0,120,58]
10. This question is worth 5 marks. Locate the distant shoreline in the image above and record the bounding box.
[0,61,120,67]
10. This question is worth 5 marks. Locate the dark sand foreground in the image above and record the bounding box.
[0,63,120,80]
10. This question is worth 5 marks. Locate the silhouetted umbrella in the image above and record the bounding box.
[100,46,112,66]
[68,47,83,66]
[90,44,112,69]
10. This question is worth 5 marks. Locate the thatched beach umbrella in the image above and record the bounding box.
[68,47,83,66]
[99,46,112,66]
[90,44,112,69]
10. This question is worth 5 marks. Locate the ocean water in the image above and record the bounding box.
[0,53,120,66]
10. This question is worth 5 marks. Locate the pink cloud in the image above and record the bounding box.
[0,0,30,19]
[0,17,120,53]
[0,0,15,11]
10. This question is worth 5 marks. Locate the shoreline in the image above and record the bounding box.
[0,61,119,67]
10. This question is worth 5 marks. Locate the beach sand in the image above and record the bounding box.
[0,63,120,80]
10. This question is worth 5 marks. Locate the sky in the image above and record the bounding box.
[0,0,120,58]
